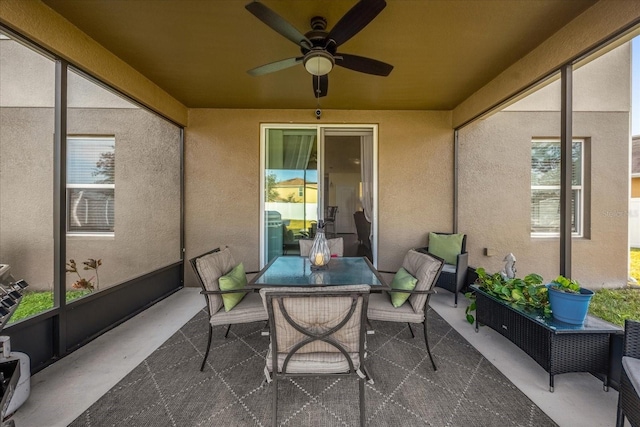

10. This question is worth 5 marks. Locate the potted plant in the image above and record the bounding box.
[546,275,594,325]
[465,267,550,324]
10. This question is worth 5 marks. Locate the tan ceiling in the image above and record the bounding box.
[41,0,598,111]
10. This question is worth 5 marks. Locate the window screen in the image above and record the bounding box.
[67,137,115,233]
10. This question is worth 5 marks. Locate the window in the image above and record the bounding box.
[531,139,583,236]
[67,136,115,234]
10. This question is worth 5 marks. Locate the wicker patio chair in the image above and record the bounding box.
[260,285,370,427]
[298,237,344,257]
[353,211,371,250]
[367,249,444,370]
[190,247,268,371]
[616,319,640,427]
[419,232,468,307]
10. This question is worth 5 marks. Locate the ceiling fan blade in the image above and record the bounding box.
[313,74,328,98]
[245,1,311,48]
[327,0,386,47]
[336,53,393,76]
[248,57,303,76]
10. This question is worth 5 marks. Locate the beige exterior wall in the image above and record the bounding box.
[0,37,182,292]
[458,43,630,289]
[184,109,454,287]
[0,105,182,291]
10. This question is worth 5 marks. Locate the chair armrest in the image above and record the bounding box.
[456,252,469,270]
[624,320,640,359]
[200,289,249,295]
[384,289,435,295]
[453,252,469,292]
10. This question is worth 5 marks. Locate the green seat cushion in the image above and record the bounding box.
[218,262,248,312]
[428,233,463,265]
[389,267,418,308]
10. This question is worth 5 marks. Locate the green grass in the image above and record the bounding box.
[9,290,92,323]
[589,288,640,326]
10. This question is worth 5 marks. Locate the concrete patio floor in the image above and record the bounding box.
[11,286,623,426]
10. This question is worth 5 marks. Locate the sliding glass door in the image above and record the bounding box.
[263,128,319,263]
[261,124,378,267]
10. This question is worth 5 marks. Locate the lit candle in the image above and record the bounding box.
[315,253,324,265]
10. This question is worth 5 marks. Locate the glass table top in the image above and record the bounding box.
[471,284,622,333]
[249,256,386,288]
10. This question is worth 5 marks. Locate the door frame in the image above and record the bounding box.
[259,123,378,266]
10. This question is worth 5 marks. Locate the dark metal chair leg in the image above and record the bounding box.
[224,324,231,338]
[454,291,458,308]
[272,377,278,427]
[407,323,415,338]
[423,319,437,371]
[200,324,213,371]
[359,377,365,427]
[616,404,624,427]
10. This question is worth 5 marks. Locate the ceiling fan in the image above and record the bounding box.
[245,0,393,98]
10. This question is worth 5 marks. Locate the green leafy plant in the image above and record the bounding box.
[549,275,581,293]
[465,267,550,324]
[66,258,102,291]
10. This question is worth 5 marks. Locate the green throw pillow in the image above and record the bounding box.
[390,267,418,308]
[428,232,463,265]
[218,262,248,312]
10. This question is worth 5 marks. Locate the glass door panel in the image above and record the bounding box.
[264,128,319,263]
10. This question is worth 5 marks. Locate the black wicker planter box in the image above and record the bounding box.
[471,285,623,392]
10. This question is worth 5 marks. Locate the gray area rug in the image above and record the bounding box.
[69,307,557,426]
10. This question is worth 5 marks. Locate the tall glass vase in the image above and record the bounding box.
[309,220,331,270]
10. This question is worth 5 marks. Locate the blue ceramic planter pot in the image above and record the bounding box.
[546,284,594,325]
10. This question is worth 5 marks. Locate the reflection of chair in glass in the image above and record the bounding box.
[298,237,344,257]
[189,247,268,371]
[324,206,338,237]
[367,249,444,371]
[260,285,371,427]
[353,211,370,248]
[616,319,640,427]
[421,232,468,307]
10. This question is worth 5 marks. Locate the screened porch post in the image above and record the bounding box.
[560,64,573,278]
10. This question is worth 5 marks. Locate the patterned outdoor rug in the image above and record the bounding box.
[69,308,557,426]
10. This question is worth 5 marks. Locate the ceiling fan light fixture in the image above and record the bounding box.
[303,51,334,76]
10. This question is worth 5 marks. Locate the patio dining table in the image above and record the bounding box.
[248,256,388,289]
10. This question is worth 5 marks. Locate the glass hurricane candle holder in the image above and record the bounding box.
[309,221,331,270]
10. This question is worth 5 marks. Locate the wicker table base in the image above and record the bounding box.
[472,285,622,392]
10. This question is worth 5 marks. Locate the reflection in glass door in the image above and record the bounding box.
[264,128,319,263]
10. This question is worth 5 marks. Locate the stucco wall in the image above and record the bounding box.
[184,109,454,287]
[0,107,182,291]
[459,108,629,289]
[459,43,630,289]
[0,107,55,289]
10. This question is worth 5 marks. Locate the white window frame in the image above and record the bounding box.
[67,136,115,236]
[531,138,584,238]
